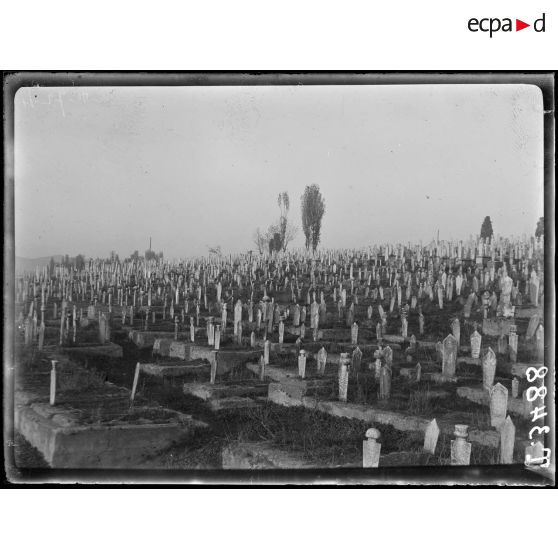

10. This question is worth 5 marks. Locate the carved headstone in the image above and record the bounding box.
[490,383,508,428]
[450,424,471,466]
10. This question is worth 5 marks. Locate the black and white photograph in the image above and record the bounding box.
[3,72,555,485]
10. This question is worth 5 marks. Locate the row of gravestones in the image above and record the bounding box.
[362,416,519,467]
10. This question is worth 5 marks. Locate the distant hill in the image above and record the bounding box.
[15,255,64,274]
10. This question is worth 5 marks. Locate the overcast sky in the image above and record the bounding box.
[14,83,544,260]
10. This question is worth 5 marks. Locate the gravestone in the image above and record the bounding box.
[508,328,518,363]
[352,346,362,376]
[351,322,358,345]
[482,347,497,389]
[264,340,270,365]
[490,383,508,428]
[442,334,458,377]
[338,360,349,402]
[374,358,382,380]
[384,346,393,369]
[298,350,307,379]
[497,335,508,355]
[378,366,391,400]
[38,321,45,351]
[535,324,544,359]
[451,318,461,346]
[526,314,539,340]
[499,415,515,464]
[293,305,300,327]
[317,347,327,376]
[423,419,440,455]
[470,330,482,359]
[450,424,471,466]
[363,428,381,468]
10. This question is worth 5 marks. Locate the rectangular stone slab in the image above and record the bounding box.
[63,343,123,359]
[183,382,269,401]
[141,362,210,378]
[15,402,207,468]
[456,385,531,416]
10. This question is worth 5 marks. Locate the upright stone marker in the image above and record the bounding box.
[351,322,358,345]
[423,419,440,455]
[298,350,307,379]
[450,424,471,466]
[264,340,270,365]
[363,428,381,468]
[352,346,362,377]
[482,347,497,389]
[317,347,327,376]
[451,318,461,346]
[442,334,458,377]
[499,416,516,464]
[470,330,482,359]
[378,366,391,400]
[49,360,58,406]
[490,383,508,428]
[338,359,349,402]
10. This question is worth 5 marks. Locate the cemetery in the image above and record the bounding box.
[10,233,549,473]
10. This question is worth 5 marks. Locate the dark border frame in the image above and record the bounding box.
[3,71,555,487]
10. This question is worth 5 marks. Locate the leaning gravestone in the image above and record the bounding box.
[423,419,440,455]
[490,383,508,428]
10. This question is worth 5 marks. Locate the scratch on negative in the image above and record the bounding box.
[58,91,66,117]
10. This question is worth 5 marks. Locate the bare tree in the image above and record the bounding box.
[253,192,298,254]
[301,184,325,252]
